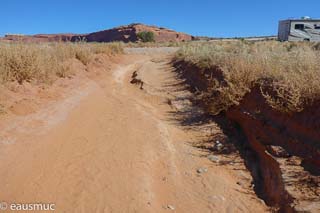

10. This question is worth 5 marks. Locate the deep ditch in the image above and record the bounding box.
[172,60,320,213]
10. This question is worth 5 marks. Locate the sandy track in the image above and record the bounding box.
[0,49,268,212]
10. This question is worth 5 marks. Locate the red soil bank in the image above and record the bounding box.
[172,59,320,212]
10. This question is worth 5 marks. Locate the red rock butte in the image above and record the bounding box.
[1,23,193,43]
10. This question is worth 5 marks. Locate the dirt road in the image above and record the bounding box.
[0,48,268,212]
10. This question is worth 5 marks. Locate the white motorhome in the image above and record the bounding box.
[278,17,320,41]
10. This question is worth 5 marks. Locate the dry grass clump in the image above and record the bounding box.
[90,42,124,54]
[176,41,320,113]
[0,42,123,84]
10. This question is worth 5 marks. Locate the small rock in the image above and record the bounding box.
[197,167,208,174]
[167,204,175,210]
[216,143,224,151]
[251,183,255,189]
[207,155,220,163]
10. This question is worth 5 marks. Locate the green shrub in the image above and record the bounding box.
[137,31,155,42]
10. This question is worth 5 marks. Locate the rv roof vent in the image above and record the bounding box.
[301,16,311,20]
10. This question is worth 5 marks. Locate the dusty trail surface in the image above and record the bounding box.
[0,48,268,212]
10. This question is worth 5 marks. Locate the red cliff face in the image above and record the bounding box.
[2,24,192,43]
[3,34,83,42]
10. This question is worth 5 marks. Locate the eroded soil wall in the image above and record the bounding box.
[172,59,320,212]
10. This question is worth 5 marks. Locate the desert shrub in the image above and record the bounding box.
[91,42,124,54]
[176,41,320,113]
[0,43,59,84]
[0,42,123,84]
[137,31,155,42]
[74,46,91,65]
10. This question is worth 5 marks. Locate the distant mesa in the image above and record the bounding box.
[1,23,193,43]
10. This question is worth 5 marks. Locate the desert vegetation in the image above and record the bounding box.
[137,31,155,42]
[175,41,320,113]
[0,42,123,84]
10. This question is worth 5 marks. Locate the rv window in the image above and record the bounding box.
[315,25,320,29]
[295,24,304,30]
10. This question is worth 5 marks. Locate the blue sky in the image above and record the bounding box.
[1,0,319,37]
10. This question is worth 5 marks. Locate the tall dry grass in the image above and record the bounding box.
[176,41,320,113]
[0,42,123,84]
